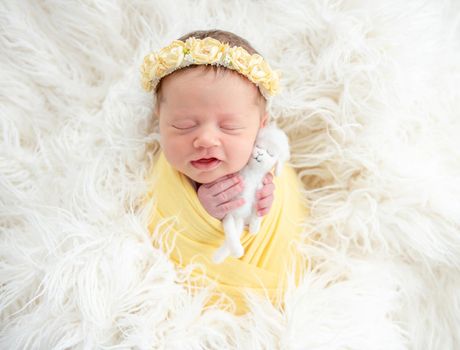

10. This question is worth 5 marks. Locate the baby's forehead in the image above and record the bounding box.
[157,66,264,108]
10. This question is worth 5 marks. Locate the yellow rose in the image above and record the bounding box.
[228,46,251,74]
[140,54,155,91]
[184,37,198,50]
[157,40,186,69]
[265,71,280,95]
[141,53,154,76]
[247,55,281,95]
[141,77,154,91]
[187,37,226,64]
[248,54,273,84]
[141,53,166,79]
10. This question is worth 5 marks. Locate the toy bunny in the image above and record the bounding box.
[213,124,291,263]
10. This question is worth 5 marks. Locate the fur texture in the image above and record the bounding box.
[1,0,460,349]
[213,124,290,263]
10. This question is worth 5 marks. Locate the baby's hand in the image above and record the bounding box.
[256,173,275,217]
[197,173,245,220]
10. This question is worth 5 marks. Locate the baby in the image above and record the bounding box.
[149,29,276,220]
[143,29,306,314]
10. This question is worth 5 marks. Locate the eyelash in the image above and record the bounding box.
[172,125,242,131]
[173,125,195,130]
[221,126,242,130]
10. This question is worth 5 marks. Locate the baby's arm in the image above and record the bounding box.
[197,173,275,220]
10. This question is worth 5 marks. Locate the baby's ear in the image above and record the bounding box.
[259,111,269,128]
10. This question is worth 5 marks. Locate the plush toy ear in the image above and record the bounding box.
[275,161,283,176]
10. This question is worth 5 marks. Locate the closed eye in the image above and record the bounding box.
[173,125,196,130]
[267,150,274,157]
[221,126,244,131]
[170,118,197,129]
[173,126,193,131]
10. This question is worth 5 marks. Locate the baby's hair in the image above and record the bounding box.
[177,29,260,55]
[155,29,266,110]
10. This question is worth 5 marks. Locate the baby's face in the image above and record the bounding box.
[156,66,268,184]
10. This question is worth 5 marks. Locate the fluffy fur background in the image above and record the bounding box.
[1,0,460,348]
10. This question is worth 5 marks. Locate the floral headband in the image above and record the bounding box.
[140,37,280,99]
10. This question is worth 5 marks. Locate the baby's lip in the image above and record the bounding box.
[192,156,220,162]
[191,157,222,170]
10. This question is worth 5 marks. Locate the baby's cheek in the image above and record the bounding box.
[163,133,183,149]
[162,137,186,164]
[229,139,255,169]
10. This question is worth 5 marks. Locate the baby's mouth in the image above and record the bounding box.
[191,157,221,170]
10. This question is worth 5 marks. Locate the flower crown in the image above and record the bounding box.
[140,37,280,99]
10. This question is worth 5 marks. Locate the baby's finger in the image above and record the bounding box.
[257,194,274,210]
[215,181,244,203]
[263,172,273,185]
[216,198,245,216]
[257,207,270,217]
[211,175,243,197]
[257,182,275,199]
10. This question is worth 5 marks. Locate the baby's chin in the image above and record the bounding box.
[185,165,238,185]
[182,159,246,185]
[186,171,224,185]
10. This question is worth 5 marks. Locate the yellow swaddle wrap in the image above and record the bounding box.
[147,151,308,314]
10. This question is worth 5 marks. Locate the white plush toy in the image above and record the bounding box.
[213,124,291,264]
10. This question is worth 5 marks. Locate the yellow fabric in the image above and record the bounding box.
[146,151,308,314]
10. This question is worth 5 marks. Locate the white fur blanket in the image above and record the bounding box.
[1,0,460,348]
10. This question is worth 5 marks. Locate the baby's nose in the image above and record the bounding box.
[193,127,220,148]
